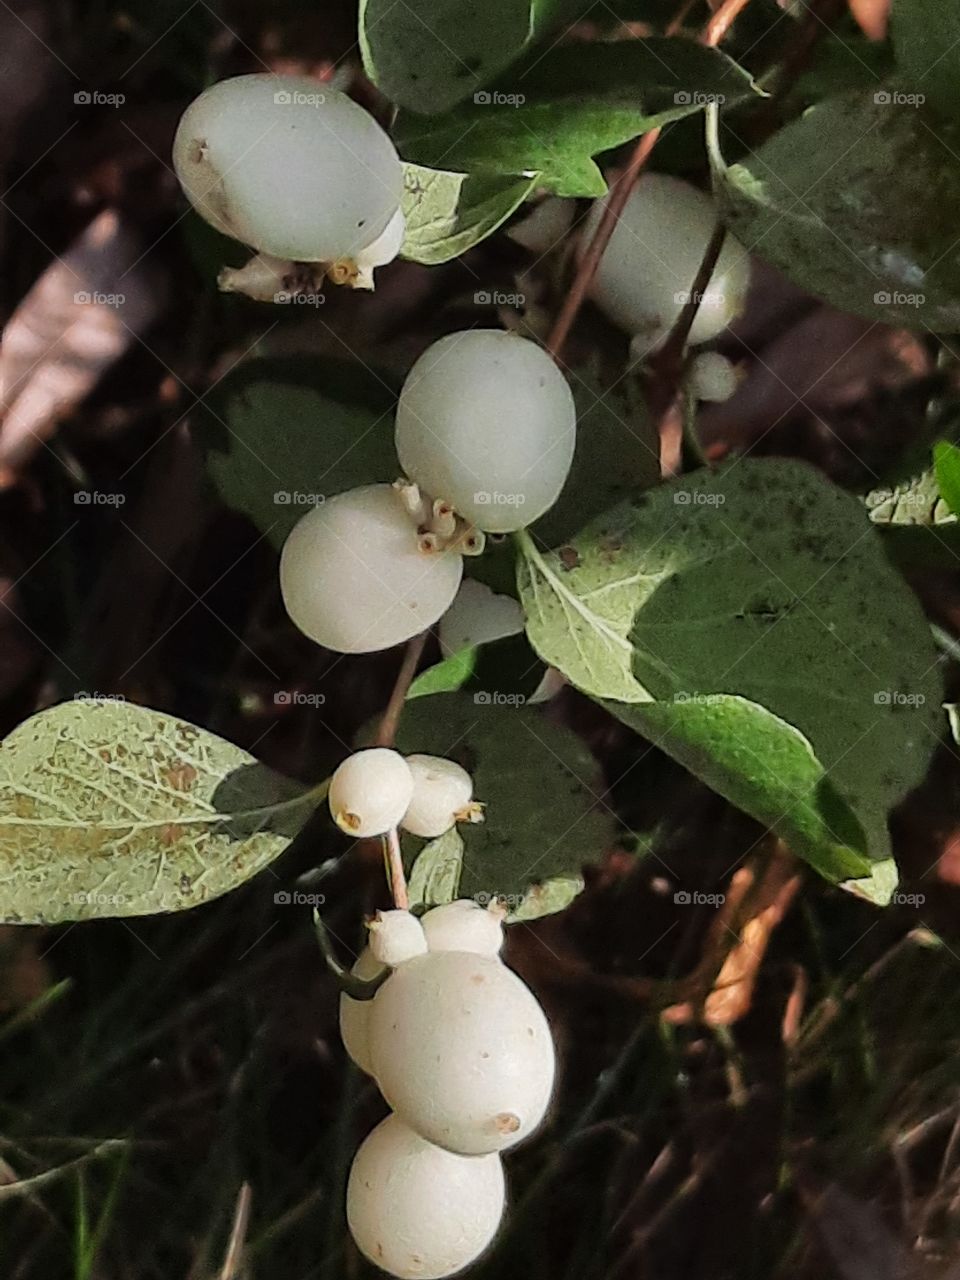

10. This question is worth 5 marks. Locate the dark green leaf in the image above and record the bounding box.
[892,0,960,121]
[713,88,960,330]
[395,694,612,899]
[934,440,960,516]
[195,357,399,548]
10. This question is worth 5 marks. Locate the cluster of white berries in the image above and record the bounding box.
[328,747,481,840]
[280,328,576,654]
[173,74,405,292]
[342,901,556,1278]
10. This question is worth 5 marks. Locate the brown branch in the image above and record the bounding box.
[704,0,754,47]
[374,630,428,748]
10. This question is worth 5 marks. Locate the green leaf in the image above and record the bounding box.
[359,0,590,115]
[514,36,760,106]
[892,0,960,121]
[934,440,960,516]
[506,871,584,920]
[407,827,465,909]
[408,647,479,699]
[0,700,317,923]
[533,366,660,547]
[394,694,612,899]
[866,464,957,526]
[519,459,943,871]
[195,357,399,549]
[712,88,960,330]
[397,102,692,199]
[401,165,537,265]
[612,695,873,887]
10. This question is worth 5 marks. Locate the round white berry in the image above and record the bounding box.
[347,1113,505,1279]
[173,74,403,264]
[395,330,576,534]
[421,899,504,957]
[586,173,750,352]
[339,945,385,1075]
[329,748,414,839]
[279,485,463,654]
[688,350,739,402]
[401,755,475,839]
[369,950,555,1154]
[368,909,429,967]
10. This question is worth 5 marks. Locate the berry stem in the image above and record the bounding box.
[382,826,409,911]
[375,630,429,748]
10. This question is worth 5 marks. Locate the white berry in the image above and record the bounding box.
[688,350,739,402]
[279,485,463,654]
[329,748,414,838]
[586,173,750,352]
[173,74,403,266]
[421,899,505,957]
[347,1114,505,1279]
[395,330,576,534]
[339,945,385,1075]
[401,755,476,839]
[369,950,555,1154]
[368,909,429,967]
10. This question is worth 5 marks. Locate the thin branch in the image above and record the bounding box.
[374,631,429,748]
[383,826,409,911]
[219,1183,253,1280]
[704,0,754,46]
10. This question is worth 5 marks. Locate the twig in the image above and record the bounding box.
[545,0,758,364]
[0,1139,127,1201]
[383,826,409,911]
[219,1183,253,1280]
[374,631,428,747]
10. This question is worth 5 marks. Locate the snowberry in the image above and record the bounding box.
[339,945,385,1075]
[688,350,740,402]
[401,755,478,839]
[368,909,429,967]
[173,74,403,267]
[421,899,505,956]
[347,1113,505,1279]
[279,484,463,654]
[369,950,555,1154]
[394,330,576,534]
[328,748,414,838]
[586,173,751,352]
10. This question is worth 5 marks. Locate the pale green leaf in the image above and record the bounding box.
[0,700,317,923]
[401,165,537,265]
[407,827,465,910]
